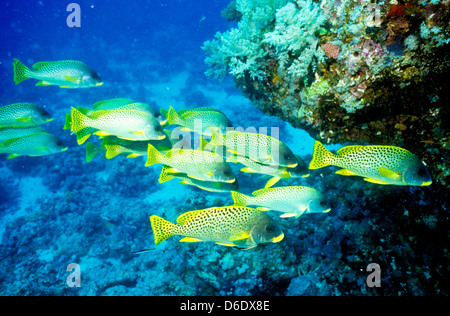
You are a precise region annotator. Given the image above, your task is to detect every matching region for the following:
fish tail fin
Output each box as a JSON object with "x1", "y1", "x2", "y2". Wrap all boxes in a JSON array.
[
  {"x1": 166, "y1": 106, "x2": 182, "y2": 125},
  {"x1": 85, "y1": 142, "x2": 103, "y2": 162},
  {"x1": 231, "y1": 191, "x2": 251, "y2": 206},
  {"x1": 309, "y1": 140, "x2": 335, "y2": 169},
  {"x1": 70, "y1": 107, "x2": 94, "y2": 145},
  {"x1": 150, "y1": 215, "x2": 176, "y2": 245},
  {"x1": 145, "y1": 143, "x2": 165, "y2": 167},
  {"x1": 13, "y1": 59, "x2": 32, "y2": 84},
  {"x1": 103, "y1": 144, "x2": 123, "y2": 159}
]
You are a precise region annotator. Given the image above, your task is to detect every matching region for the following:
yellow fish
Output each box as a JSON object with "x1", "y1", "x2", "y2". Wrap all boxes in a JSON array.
[
  {"x1": 162, "y1": 106, "x2": 233, "y2": 135},
  {"x1": 209, "y1": 129, "x2": 298, "y2": 168},
  {"x1": 158, "y1": 165, "x2": 239, "y2": 193},
  {"x1": 146, "y1": 144, "x2": 236, "y2": 183},
  {"x1": 150, "y1": 206, "x2": 284, "y2": 249},
  {"x1": 0, "y1": 103, "x2": 53, "y2": 127},
  {"x1": 13, "y1": 59, "x2": 103, "y2": 88},
  {"x1": 69, "y1": 107, "x2": 166, "y2": 145},
  {"x1": 309, "y1": 141, "x2": 432, "y2": 186},
  {"x1": 92, "y1": 99, "x2": 166, "y2": 125},
  {"x1": 0, "y1": 132, "x2": 67, "y2": 159},
  {"x1": 0, "y1": 126, "x2": 48, "y2": 143},
  {"x1": 231, "y1": 186, "x2": 330, "y2": 218}
]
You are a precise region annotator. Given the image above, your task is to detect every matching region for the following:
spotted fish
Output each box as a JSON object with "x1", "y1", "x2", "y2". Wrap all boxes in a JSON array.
[
  {"x1": 150, "y1": 206, "x2": 284, "y2": 249},
  {"x1": 309, "y1": 141, "x2": 432, "y2": 186},
  {"x1": 231, "y1": 186, "x2": 330, "y2": 218}
]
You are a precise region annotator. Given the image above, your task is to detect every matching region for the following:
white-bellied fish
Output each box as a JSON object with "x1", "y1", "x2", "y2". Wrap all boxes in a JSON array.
[
  {"x1": 0, "y1": 103, "x2": 53, "y2": 127},
  {"x1": 150, "y1": 206, "x2": 284, "y2": 249},
  {"x1": 13, "y1": 59, "x2": 103, "y2": 88},
  {"x1": 92, "y1": 99, "x2": 165, "y2": 125},
  {"x1": 0, "y1": 132, "x2": 67, "y2": 159},
  {"x1": 69, "y1": 107, "x2": 166, "y2": 145},
  {"x1": 162, "y1": 106, "x2": 233, "y2": 135},
  {"x1": 145, "y1": 144, "x2": 236, "y2": 183},
  {"x1": 231, "y1": 186, "x2": 330, "y2": 218},
  {"x1": 309, "y1": 141, "x2": 432, "y2": 186},
  {"x1": 209, "y1": 129, "x2": 298, "y2": 168},
  {"x1": 158, "y1": 165, "x2": 239, "y2": 193}
]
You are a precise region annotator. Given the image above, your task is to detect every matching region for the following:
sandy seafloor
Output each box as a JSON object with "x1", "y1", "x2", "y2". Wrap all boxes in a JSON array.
[{"x1": 1, "y1": 1, "x2": 448, "y2": 297}]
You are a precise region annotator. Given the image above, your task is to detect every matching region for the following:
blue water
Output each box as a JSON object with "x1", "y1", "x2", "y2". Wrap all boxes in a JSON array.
[{"x1": 0, "y1": 1, "x2": 448, "y2": 298}]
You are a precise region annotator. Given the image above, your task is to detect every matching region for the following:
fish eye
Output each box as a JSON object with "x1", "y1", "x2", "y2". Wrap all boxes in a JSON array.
[
  {"x1": 265, "y1": 224, "x2": 275, "y2": 233},
  {"x1": 319, "y1": 200, "x2": 327, "y2": 206},
  {"x1": 154, "y1": 125, "x2": 162, "y2": 132},
  {"x1": 224, "y1": 170, "x2": 231, "y2": 177},
  {"x1": 283, "y1": 153, "x2": 292, "y2": 161}
]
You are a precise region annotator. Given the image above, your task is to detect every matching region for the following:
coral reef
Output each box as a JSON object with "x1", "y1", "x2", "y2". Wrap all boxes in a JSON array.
[{"x1": 203, "y1": 0, "x2": 450, "y2": 186}]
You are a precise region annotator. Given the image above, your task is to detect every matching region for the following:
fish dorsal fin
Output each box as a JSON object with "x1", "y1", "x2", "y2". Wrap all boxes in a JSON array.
[
  {"x1": 32, "y1": 61, "x2": 53, "y2": 71},
  {"x1": 378, "y1": 166, "x2": 402, "y2": 180},
  {"x1": 336, "y1": 145, "x2": 363, "y2": 156},
  {"x1": 93, "y1": 98, "x2": 133, "y2": 109},
  {"x1": 176, "y1": 210, "x2": 202, "y2": 225},
  {"x1": 229, "y1": 232, "x2": 250, "y2": 241}
]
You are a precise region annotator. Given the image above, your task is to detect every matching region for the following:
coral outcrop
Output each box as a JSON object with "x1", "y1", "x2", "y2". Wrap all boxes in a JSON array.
[{"x1": 203, "y1": 0, "x2": 450, "y2": 186}]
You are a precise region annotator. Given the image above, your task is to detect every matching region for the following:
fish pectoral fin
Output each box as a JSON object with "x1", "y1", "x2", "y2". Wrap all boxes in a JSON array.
[
  {"x1": 215, "y1": 242, "x2": 237, "y2": 247},
  {"x1": 364, "y1": 178, "x2": 391, "y2": 185},
  {"x1": 34, "y1": 147, "x2": 48, "y2": 152},
  {"x1": 378, "y1": 166, "x2": 402, "y2": 180},
  {"x1": 179, "y1": 237, "x2": 203, "y2": 243},
  {"x1": 64, "y1": 76, "x2": 81, "y2": 84},
  {"x1": 129, "y1": 130, "x2": 144, "y2": 136},
  {"x1": 265, "y1": 176, "x2": 281, "y2": 188},
  {"x1": 335, "y1": 168, "x2": 357, "y2": 176},
  {"x1": 279, "y1": 212, "x2": 299, "y2": 218},
  {"x1": 229, "y1": 232, "x2": 250, "y2": 241},
  {"x1": 15, "y1": 116, "x2": 32, "y2": 123}
]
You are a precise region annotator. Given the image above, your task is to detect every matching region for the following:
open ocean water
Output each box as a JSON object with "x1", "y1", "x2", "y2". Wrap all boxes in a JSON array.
[{"x1": 0, "y1": 0, "x2": 449, "y2": 301}]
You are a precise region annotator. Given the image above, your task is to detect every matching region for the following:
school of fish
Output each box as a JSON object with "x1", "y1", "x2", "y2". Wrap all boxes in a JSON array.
[{"x1": 2, "y1": 58, "x2": 433, "y2": 250}]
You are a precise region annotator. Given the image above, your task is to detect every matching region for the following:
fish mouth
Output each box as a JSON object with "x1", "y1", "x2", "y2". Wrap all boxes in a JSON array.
[
  {"x1": 323, "y1": 208, "x2": 331, "y2": 213},
  {"x1": 96, "y1": 82, "x2": 104, "y2": 86},
  {"x1": 159, "y1": 119, "x2": 167, "y2": 125},
  {"x1": 225, "y1": 178, "x2": 236, "y2": 183},
  {"x1": 271, "y1": 233, "x2": 284, "y2": 243},
  {"x1": 157, "y1": 135, "x2": 167, "y2": 140},
  {"x1": 287, "y1": 163, "x2": 298, "y2": 168},
  {"x1": 420, "y1": 180, "x2": 432, "y2": 186},
  {"x1": 62, "y1": 147, "x2": 68, "y2": 152}
]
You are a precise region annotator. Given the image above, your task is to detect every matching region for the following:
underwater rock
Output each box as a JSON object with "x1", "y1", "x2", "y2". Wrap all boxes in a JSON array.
[{"x1": 203, "y1": 0, "x2": 450, "y2": 186}]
